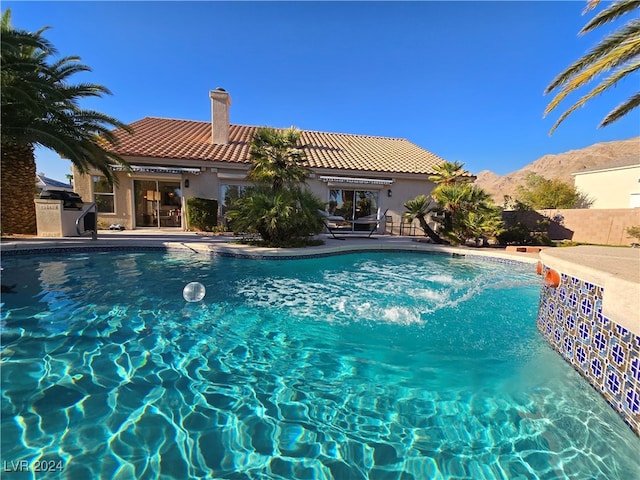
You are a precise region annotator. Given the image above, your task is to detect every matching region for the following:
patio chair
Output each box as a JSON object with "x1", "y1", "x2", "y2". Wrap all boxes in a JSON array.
[
  {"x1": 318, "y1": 209, "x2": 350, "y2": 238},
  {"x1": 321, "y1": 209, "x2": 388, "y2": 240}
]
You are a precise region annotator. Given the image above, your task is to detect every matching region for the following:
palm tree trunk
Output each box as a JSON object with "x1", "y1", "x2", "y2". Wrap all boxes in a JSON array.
[
  {"x1": 417, "y1": 216, "x2": 448, "y2": 244},
  {"x1": 1, "y1": 142, "x2": 37, "y2": 235}
]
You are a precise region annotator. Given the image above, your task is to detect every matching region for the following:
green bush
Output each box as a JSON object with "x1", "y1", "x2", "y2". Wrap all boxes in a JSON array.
[
  {"x1": 186, "y1": 197, "x2": 218, "y2": 231},
  {"x1": 226, "y1": 186, "x2": 324, "y2": 247},
  {"x1": 496, "y1": 222, "x2": 530, "y2": 245},
  {"x1": 497, "y1": 222, "x2": 552, "y2": 246},
  {"x1": 626, "y1": 225, "x2": 640, "y2": 243}
]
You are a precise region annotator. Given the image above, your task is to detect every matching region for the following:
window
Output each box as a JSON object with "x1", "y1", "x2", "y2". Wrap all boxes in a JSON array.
[{"x1": 93, "y1": 176, "x2": 114, "y2": 213}]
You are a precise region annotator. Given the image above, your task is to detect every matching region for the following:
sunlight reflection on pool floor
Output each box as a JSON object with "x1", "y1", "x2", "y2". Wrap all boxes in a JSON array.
[{"x1": 1, "y1": 251, "x2": 638, "y2": 479}]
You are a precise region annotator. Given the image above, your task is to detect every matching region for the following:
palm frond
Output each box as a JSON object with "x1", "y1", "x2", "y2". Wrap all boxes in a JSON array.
[
  {"x1": 549, "y1": 59, "x2": 640, "y2": 133},
  {"x1": 581, "y1": 0, "x2": 640, "y2": 34},
  {"x1": 584, "y1": 0, "x2": 601, "y2": 14},
  {"x1": 1, "y1": 12, "x2": 56, "y2": 57},
  {"x1": 600, "y1": 91, "x2": 640, "y2": 126},
  {"x1": 544, "y1": 33, "x2": 640, "y2": 116},
  {"x1": 545, "y1": 18, "x2": 640, "y2": 95}
]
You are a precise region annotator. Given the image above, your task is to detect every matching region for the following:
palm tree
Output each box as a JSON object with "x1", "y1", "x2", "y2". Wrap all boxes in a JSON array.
[
  {"x1": 247, "y1": 126, "x2": 310, "y2": 191},
  {"x1": 544, "y1": 0, "x2": 640, "y2": 133},
  {"x1": 403, "y1": 195, "x2": 447, "y2": 244},
  {"x1": 1, "y1": 9, "x2": 131, "y2": 234},
  {"x1": 428, "y1": 160, "x2": 473, "y2": 185},
  {"x1": 228, "y1": 126, "x2": 323, "y2": 245},
  {"x1": 460, "y1": 209, "x2": 504, "y2": 247},
  {"x1": 432, "y1": 183, "x2": 499, "y2": 245}
]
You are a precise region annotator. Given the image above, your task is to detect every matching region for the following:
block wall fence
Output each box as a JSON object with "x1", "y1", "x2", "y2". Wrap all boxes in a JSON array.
[{"x1": 504, "y1": 208, "x2": 640, "y2": 246}]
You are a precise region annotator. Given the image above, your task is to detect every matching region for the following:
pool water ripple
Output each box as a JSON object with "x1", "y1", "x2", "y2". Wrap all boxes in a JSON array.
[{"x1": 1, "y1": 251, "x2": 639, "y2": 479}]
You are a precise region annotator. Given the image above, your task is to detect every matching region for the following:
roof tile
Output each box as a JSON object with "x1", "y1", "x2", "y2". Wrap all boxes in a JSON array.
[{"x1": 110, "y1": 117, "x2": 450, "y2": 175}]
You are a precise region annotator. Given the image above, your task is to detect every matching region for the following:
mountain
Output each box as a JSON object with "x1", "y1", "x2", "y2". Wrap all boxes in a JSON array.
[{"x1": 473, "y1": 137, "x2": 640, "y2": 203}]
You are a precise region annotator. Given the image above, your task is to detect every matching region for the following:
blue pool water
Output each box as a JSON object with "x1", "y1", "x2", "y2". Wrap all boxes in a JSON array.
[{"x1": 1, "y1": 251, "x2": 638, "y2": 479}]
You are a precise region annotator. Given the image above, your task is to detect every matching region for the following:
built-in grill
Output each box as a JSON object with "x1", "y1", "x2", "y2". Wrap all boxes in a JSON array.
[{"x1": 39, "y1": 190, "x2": 84, "y2": 210}]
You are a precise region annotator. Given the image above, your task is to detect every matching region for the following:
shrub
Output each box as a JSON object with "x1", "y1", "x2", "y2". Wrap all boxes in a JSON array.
[
  {"x1": 497, "y1": 222, "x2": 552, "y2": 246},
  {"x1": 515, "y1": 173, "x2": 589, "y2": 209},
  {"x1": 626, "y1": 225, "x2": 640, "y2": 244},
  {"x1": 497, "y1": 222, "x2": 531, "y2": 245},
  {"x1": 186, "y1": 197, "x2": 218, "y2": 231},
  {"x1": 97, "y1": 219, "x2": 110, "y2": 230},
  {"x1": 226, "y1": 186, "x2": 324, "y2": 247}
]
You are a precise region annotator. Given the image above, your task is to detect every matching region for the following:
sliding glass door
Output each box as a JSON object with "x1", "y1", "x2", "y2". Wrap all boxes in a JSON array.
[
  {"x1": 134, "y1": 180, "x2": 182, "y2": 228},
  {"x1": 328, "y1": 189, "x2": 379, "y2": 231}
]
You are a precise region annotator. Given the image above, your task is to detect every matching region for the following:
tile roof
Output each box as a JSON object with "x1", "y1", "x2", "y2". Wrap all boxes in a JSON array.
[
  {"x1": 109, "y1": 117, "x2": 451, "y2": 175},
  {"x1": 574, "y1": 155, "x2": 640, "y2": 174}
]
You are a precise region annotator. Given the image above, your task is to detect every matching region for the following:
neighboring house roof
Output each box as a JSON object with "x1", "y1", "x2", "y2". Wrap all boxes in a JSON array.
[
  {"x1": 573, "y1": 156, "x2": 640, "y2": 175},
  {"x1": 36, "y1": 174, "x2": 72, "y2": 191},
  {"x1": 109, "y1": 117, "x2": 453, "y2": 176}
]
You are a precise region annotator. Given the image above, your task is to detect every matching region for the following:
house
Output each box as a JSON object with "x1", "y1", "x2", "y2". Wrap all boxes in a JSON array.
[
  {"x1": 573, "y1": 158, "x2": 640, "y2": 209},
  {"x1": 73, "y1": 89, "x2": 463, "y2": 231},
  {"x1": 36, "y1": 173, "x2": 73, "y2": 193}
]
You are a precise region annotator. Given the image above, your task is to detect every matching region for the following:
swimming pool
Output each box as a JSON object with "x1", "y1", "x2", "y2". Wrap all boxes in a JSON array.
[{"x1": 1, "y1": 250, "x2": 638, "y2": 479}]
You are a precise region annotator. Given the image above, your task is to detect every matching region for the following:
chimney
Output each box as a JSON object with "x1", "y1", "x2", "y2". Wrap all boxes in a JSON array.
[{"x1": 209, "y1": 88, "x2": 231, "y2": 144}]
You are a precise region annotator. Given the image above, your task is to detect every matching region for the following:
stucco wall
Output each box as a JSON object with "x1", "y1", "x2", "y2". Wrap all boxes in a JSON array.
[
  {"x1": 72, "y1": 166, "x2": 436, "y2": 233},
  {"x1": 73, "y1": 169, "x2": 185, "y2": 230},
  {"x1": 34, "y1": 199, "x2": 84, "y2": 237},
  {"x1": 573, "y1": 165, "x2": 640, "y2": 209},
  {"x1": 307, "y1": 175, "x2": 436, "y2": 235}
]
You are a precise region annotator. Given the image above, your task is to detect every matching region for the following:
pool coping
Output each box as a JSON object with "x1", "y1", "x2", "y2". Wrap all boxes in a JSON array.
[
  {"x1": 540, "y1": 246, "x2": 640, "y2": 335},
  {"x1": 0, "y1": 233, "x2": 541, "y2": 265}
]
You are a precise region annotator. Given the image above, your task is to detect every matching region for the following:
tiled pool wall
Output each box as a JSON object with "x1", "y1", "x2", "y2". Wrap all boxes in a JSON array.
[{"x1": 537, "y1": 268, "x2": 640, "y2": 436}]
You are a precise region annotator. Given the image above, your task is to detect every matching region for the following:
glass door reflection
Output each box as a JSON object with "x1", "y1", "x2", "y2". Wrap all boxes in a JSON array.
[{"x1": 134, "y1": 180, "x2": 182, "y2": 228}]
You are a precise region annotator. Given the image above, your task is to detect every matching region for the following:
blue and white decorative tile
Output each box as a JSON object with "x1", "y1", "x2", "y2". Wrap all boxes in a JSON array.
[
  {"x1": 547, "y1": 301, "x2": 556, "y2": 319},
  {"x1": 564, "y1": 312, "x2": 577, "y2": 334},
  {"x1": 557, "y1": 286, "x2": 567, "y2": 303},
  {"x1": 580, "y1": 280, "x2": 598, "y2": 296},
  {"x1": 593, "y1": 331, "x2": 609, "y2": 355},
  {"x1": 563, "y1": 335, "x2": 575, "y2": 360},
  {"x1": 608, "y1": 337, "x2": 628, "y2": 370},
  {"x1": 577, "y1": 321, "x2": 591, "y2": 344},
  {"x1": 553, "y1": 327, "x2": 564, "y2": 349},
  {"x1": 556, "y1": 306, "x2": 566, "y2": 324},
  {"x1": 579, "y1": 295, "x2": 594, "y2": 320},
  {"x1": 596, "y1": 311, "x2": 611, "y2": 331},
  {"x1": 622, "y1": 385, "x2": 640, "y2": 416},
  {"x1": 613, "y1": 324, "x2": 632, "y2": 343},
  {"x1": 605, "y1": 367, "x2": 623, "y2": 406},
  {"x1": 537, "y1": 270, "x2": 638, "y2": 435},
  {"x1": 566, "y1": 291, "x2": 579, "y2": 310},
  {"x1": 630, "y1": 357, "x2": 640, "y2": 383},
  {"x1": 575, "y1": 344, "x2": 589, "y2": 374},
  {"x1": 590, "y1": 357, "x2": 605, "y2": 382}
]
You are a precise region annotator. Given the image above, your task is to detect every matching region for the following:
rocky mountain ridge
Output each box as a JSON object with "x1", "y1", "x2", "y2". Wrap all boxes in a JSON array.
[{"x1": 473, "y1": 137, "x2": 640, "y2": 203}]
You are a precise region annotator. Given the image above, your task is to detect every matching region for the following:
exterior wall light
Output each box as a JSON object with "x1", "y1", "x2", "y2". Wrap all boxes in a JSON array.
[
  {"x1": 387, "y1": 189, "x2": 392, "y2": 197},
  {"x1": 184, "y1": 179, "x2": 190, "y2": 188}
]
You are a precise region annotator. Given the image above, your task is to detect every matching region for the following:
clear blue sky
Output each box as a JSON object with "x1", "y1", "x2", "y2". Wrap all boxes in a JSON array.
[{"x1": 5, "y1": 1, "x2": 639, "y2": 181}]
